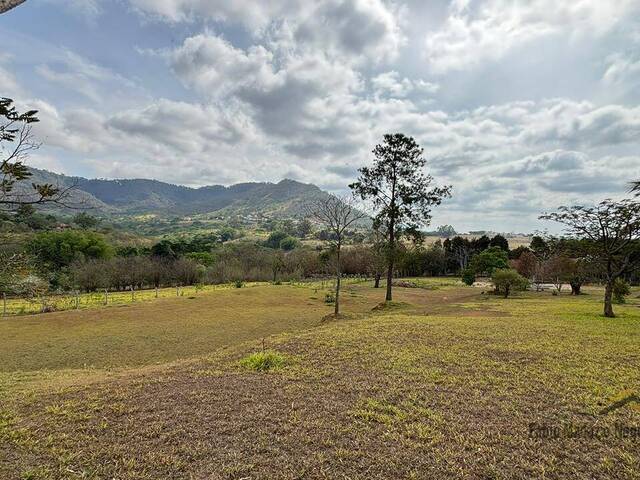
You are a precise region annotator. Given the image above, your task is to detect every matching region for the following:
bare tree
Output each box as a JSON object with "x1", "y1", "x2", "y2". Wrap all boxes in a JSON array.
[
  {"x1": 541, "y1": 199, "x2": 640, "y2": 317},
  {"x1": 1, "y1": 98, "x2": 75, "y2": 212},
  {"x1": 306, "y1": 195, "x2": 366, "y2": 316},
  {"x1": 0, "y1": 0, "x2": 26, "y2": 14}
]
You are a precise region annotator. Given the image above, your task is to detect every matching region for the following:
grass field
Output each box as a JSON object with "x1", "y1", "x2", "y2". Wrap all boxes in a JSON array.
[{"x1": 1, "y1": 280, "x2": 639, "y2": 479}]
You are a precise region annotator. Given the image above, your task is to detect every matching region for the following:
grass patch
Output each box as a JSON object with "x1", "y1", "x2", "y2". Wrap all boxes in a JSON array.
[{"x1": 239, "y1": 350, "x2": 286, "y2": 372}]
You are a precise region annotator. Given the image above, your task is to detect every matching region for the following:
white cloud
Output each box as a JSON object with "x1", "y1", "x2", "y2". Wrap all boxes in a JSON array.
[
  {"x1": 372, "y1": 71, "x2": 439, "y2": 98},
  {"x1": 425, "y1": 0, "x2": 640, "y2": 73}
]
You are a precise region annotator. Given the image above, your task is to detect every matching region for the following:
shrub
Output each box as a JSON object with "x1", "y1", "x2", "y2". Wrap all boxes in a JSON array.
[
  {"x1": 234, "y1": 279, "x2": 244, "y2": 288},
  {"x1": 461, "y1": 268, "x2": 476, "y2": 286},
  {"x1": 324, "y1": 292, "x2": 336, "y2": 304},
  {"x1": 240, "y1": 350, "x2": 285, "y2": 372},
  {"x1": 492, "y1": 268, "x2": 529, "y2": 298},
  {"x1": 613, "y1": 278, "x2": 631, "y2": 304}
]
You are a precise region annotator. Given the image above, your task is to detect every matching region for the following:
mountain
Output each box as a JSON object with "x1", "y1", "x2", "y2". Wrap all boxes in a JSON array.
[{"x1": 25, "y1": 169, "x2": 335, "y2": 219}]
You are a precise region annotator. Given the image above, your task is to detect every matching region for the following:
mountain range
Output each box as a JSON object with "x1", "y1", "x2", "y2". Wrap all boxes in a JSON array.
[{"x1": 26, "y1": 169, "x2": 334, "y2": 219}]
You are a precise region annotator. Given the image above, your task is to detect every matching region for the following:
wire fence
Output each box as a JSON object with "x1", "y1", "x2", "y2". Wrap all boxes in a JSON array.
[{"x1": 0, "y1": 275, "x2": 374, "y2": 317}]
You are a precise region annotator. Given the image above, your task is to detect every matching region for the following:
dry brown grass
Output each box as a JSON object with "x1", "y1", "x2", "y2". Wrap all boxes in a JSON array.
[{"x1": 2, "y1": 282, "x2": 639, "y2": 479}]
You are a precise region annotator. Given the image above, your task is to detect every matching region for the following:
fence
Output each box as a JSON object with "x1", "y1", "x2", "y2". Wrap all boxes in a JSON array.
[{"x1": 0, "y1": 275, "x2": 373, "y2": 317}]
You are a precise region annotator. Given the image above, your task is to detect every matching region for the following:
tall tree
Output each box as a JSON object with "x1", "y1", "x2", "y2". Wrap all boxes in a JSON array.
[
  {"x1": 306, "y1": 195, "x2": 365, "y2": 316},
  {"x1": 540, "y1": 199, "x2": 640, "y2": 317},
  {"x1": 1, "y1": 98, "x2": 73, "y2": 211},
  {"x1": 632, "y1": 181, "x2": 639, "y2": 196},
  {"x1": 350, "y1": 133, "x2": 451, "y2": 301}
]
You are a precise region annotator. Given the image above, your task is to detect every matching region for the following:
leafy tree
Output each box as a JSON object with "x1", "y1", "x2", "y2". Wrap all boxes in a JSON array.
[
  {"x1": 73, "y1": 212, "x2": 99, "y2": 229},
  {"x1": 296, "y1": 218, "x2": 313, "y2": 238},
  {"x1": 469, "y1": 246, "x2": 509, "y2": 276},
  {"x1": 492, "y1": 269, "x2": 529, "y2": 298},
  {"x1": 0, "y1": 1, "x2": 27, "y2": 14},
  {"x1": 151, "y1": 240, "x2": 177, "y2": 259},
  {"x1": 279, "y1": 236, "x2": 298, "y2": 251},
  {"x1": 508, "y1": 245, "x2": 530, "y2": 260},
  {"x1": 306, "y1": 195, "x2": 365, "y2": 315},
  {"x1": 541, "y1": 199, "x2": 640, "y2": 317},
  {"x1": 529, "y1": 236, "x2": 549, "y2": 259},
  {"x1": 265, "y1": 231, "x2": 288, "y2": 249},
  {"x1": 28, "y1": 230, "x2": 113, "y2": 270},
  {"x1": 489, "y1": 234, "x2": 509, "y2": 251},
  {"x1": 437, "y1": 224, "x2": 456, "y2": 238},
  {"x1": 473, "y1": 235, "x2": 491, "y2": 252},
  {"x1": 350, "y1": 133, "x2": 451, "y2": 301}
]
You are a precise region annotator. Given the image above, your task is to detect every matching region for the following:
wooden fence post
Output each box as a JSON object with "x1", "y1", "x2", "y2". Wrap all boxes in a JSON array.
[
  {"x1": 131, "y1": 285, "x2": 135, "y2": 302},
  {"x1": 104, "y1": 289, "x2": 108, "y2": 305},
  {"x1": 75, "y1": 291, "x2": 79, "y2": 309},
  {"x1": 155, "y1": 286, "x2": 159, "y2": 298},
  {"x1": 2, "y1": 293, "x2": 6, "y2": 317}
]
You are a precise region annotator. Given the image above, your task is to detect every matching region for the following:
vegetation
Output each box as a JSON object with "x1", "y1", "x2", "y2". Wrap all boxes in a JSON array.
[
  {"x1": 541, "y1": 199, "x2": 640, "y2": 317},
  {"x1": 240, "y1": 350, "x2": 286, "y2": 372},
  {"x1": 306, "y1": 195, "x2": 365, "y2": 316},
  {"x1": 350, "y1": 133, "x2": 451, "y2": 301},
  {"x1": 491, "y1": 268, "x2": 529, "y2": 298},
  {"x1": 1, "y1": 281, "x2": 639, "y2": 478}
]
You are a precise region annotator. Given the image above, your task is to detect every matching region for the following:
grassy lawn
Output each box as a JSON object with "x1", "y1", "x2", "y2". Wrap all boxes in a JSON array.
[{"x1": 1, "y1": 281, "x2": 639, "y2": 479}]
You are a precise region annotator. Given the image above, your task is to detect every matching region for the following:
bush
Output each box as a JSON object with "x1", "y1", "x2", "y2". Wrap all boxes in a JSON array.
[
  {"x1": 234, "y1": 279, "x2": 244, "y2": 288},
  {"x1": 461, "y1": 268, "x2": 476, "y2": 286},
  {"x1": 613, "y1": 278, "x2": 631, "y2": 304},
  {"x1": 492, "y1": 269, "x2": 529, "y2": 298},
  {"x1": 324, "y1": 292, "x2": 336, "y2": 304},
  {"x1": 240, "y1": 350, "x2": 286, "y2": 372}
]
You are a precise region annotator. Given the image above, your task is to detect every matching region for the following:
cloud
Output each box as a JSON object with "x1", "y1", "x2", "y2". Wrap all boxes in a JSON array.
[
  {"x1": 34, "y1": 49, "x2": 148, "y2": 107},
  {"x1": 371, "y1": 71, "x2": 439, "y2": 98},
  {"x1": 424, "y1": 0, "x2": 640, "y2": 73},
  {"x1": 130, "y1": 0, "x2": 405, "y2": 61}
]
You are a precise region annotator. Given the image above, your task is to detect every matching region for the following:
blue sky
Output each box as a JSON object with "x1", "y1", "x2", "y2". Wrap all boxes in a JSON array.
[{"x1": 1, "y1": 0, "x2": 639, "y2": 232}]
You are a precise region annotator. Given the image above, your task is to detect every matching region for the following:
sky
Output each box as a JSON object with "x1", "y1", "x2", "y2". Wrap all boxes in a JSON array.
[{"x1": 1, "y1": 0, "x2": 639, "y2": 233}]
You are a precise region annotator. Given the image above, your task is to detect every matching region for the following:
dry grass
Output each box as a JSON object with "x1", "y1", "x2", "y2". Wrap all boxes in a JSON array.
[{"x1": 1, "y1": 282, "x2": 639, "y2": 479}]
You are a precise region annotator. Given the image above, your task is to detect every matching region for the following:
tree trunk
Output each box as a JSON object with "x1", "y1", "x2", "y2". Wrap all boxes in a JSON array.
[
  {"x1": 0, "y1": 0, "x2": 27, "y2": 14},
  {"x1": 334, "y1": 245, "x2": 341, "y2": 316},
  {"x1": 385, "y1": 262, "x2": 393, "y2": 301},
  {"x1": 604, "y1": 280, "x2": 615, "y2": 318},
  {"x1": 504, "y1": 285, "x2": 510, "y2": 298},
  {"x1": 374, "y1": 273, "x2": 381, "y2": 288},
  {"x1": 386, "y1": 221, "x2": 395, "y2": 302},
  {"x1": 570, "y1": 282, "x2": 581, "y2": 295}
]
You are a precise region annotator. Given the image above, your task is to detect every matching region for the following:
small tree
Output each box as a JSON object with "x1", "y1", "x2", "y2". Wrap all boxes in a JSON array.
[
  {"x1": 492, "y1": 269, "x2": 529, "y2": 298},
  {"x1": 541, "y1": 199, "x2": 640, "y2": 317},
  {"x1": 350, "y1": 133, "x2": 451, "y2": 301},
  {"x1": 306, "y1": 195, "x2": 365, "y2": 316}
]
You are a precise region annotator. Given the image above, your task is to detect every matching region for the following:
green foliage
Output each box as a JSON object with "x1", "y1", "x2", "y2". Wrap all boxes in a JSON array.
[
  {"x1": 461, "y1": 268, "x2": 476, "y2": 286},
  {"x1": 491, "y1": 268, "x2": 529, "y2": 298},
  {"x1": 265, "y1": 231, "x2": 289, "y2": 249},
  {"x1": 613, "y1": 278, "x2": 631, "y2": 304},
  {"x1": 489, "y1": 234, "x2": 509, "y2": 251},
  {"x1": 72, "y1": 212, "x2": 99, "y2": 229},
  {"x1": 28, "y1": 230, "x2": 113, "y2": 269},
  {"x1": 234, "y1": 279, "x2": 244, "y2": 288},
  {"x1": 469, "y1": 247, "x2": 509, "y2": 276},
  {"x1": 240, "y1": 350, "x2": 286, "y2": 372},
  {"x1": 279, "y1": 236, "x2": 298, "y2": 251},
  {"x1": 324, "y1": 291, "x2": 336, "y2": 304}
]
